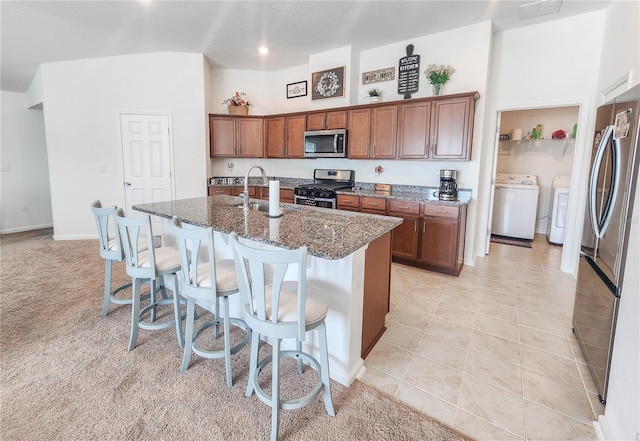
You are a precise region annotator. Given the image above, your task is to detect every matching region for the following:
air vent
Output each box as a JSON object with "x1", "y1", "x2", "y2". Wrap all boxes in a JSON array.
[{"x1": 520, "y1": 0, "x2": 563, "y2": 20}]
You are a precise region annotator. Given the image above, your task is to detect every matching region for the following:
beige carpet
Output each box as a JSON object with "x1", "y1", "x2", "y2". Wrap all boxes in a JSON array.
[{"x1": 1, "y1": 228, "x2": 473, "y2": 441}]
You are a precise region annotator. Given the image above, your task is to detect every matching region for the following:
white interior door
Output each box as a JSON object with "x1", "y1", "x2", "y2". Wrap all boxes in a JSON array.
[{"x1": 120, "y1": 113, "x2": 173, "y2": 233}]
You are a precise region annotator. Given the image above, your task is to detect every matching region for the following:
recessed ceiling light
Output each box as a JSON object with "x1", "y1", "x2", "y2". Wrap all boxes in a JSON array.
[
  {"x1": 520, "y1": 0, "x2": 562, "y2": 20},
  {"x1": 258, "y1": 47, "x2": 269, "y2": 55}
]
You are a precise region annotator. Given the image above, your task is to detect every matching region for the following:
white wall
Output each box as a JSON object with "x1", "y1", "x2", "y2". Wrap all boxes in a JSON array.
[
  {"x1": 0, "y1": 90, "x2": 52, "y2": 233},
  {"x1": 594, "y1": 1, "x2": 640, "y2": 440},
  {"x1": 40, "y1": 52, "x2": 208, "y2": 239},
  {"x1": 479, "y1": 10, "x2": 606, "y2": 273}
]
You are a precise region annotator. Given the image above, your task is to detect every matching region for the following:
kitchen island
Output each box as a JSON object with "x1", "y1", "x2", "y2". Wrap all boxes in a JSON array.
[{"x1": 133, "y1": 195, "x2": 402, "y2": 386}]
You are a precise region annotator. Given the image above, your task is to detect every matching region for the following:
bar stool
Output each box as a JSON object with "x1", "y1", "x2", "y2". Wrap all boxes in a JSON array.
[
  {"x1": 229, "y1": 233, "x2": 335, "y2": 441},
  {"x1": 171, "y1": 216, "x2": 250, "y2": 386},
  {"x1": 114, "y1": 209, "x2": 184, "y2": 351},
  {"x1": 90, "y1": 200, "x2": 137, "y2": 317}
]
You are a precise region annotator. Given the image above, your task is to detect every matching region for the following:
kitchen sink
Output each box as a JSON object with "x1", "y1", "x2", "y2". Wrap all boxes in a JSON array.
[{"x1": 233, "y1": 203, "x2": 298, "y2": 214}]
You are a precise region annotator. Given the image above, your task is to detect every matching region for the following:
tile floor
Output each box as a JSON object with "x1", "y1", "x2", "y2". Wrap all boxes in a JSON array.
[{"x1": 361, "y1": 234, "x2": 604, "y2": 440}]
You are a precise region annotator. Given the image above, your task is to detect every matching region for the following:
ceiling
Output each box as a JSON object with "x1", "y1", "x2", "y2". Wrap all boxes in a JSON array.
[{"x1": 1, "y1": 0, "x2": 611, "y2": 93}]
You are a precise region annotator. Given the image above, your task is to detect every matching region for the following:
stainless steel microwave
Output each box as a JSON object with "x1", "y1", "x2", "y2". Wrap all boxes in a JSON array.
[{"x1": 304, "y1": 129, "x2": 347, "y2": 158}]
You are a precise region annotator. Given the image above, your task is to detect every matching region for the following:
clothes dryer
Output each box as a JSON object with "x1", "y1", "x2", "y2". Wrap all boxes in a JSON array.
[
  {"x1": 547, "y1": 176, "x2": 571, "y2": 245},
  {"x1": 491, "y1": 174, "x2": 539, "y2": 240}
]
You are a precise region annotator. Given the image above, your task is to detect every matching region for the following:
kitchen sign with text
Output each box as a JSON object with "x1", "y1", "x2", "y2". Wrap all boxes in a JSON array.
[
  {"x1": 362, "y1": 67, "x2": 395, "y2": 85},
  {"x1": 397, "y1": 44, "x2": 420, "y2": 99}
]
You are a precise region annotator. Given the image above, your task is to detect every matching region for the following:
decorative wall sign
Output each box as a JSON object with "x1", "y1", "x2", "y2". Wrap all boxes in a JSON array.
[
  {"x1": 286, "y1": 81, "x2": 307, "y2": 99},
  {"x1": 362, "y1": 67, "x2": 395, "y2": 85},
  {"x1": 311, "y1": 66, "x2": 345, "y2": 100},
  {"x1": 397, "y1": 44, "x2": 420, "y2": 99}
]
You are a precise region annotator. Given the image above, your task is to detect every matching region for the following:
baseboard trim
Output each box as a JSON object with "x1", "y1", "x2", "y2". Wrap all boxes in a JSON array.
[
  {"x1": 0, "y1": 223, "x2": 53, "y2": 235},
  {"x1": 594, "y1": 415, "x2": 614, "y2": 441}
]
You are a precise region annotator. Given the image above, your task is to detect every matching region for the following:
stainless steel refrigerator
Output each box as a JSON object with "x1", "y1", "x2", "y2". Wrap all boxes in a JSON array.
[{"x1": 573, "y1": 84, "x2": 640, "y2": 405}]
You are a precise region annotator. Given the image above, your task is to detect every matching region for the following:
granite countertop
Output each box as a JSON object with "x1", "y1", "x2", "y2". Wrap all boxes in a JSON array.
[
  {"x1": 133, "y1": 195, "x2": 402, "y2": 260},
  {"x1": 208, "y1": 177, "x2": 472, "y2": 206}
]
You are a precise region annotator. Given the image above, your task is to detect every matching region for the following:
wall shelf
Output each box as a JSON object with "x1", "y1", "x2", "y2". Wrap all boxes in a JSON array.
[{"x1": 498, "y1": 138, "x2": 575, "y2": 156}]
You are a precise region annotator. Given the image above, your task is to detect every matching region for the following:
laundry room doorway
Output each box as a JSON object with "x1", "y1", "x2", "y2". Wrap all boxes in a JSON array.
[{"x1": 487, "y1": 105, "x2": 580, "y2": 267}]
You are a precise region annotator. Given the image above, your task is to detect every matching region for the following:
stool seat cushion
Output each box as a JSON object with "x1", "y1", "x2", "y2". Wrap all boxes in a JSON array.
[
  {"x1": 108, "y1": 236, "x2": 153, "y2": 252},
  {"x1": 195, "y1": 259, "x2": 239, "y2": 295},
  {"x1": 263, "y1": 281, "x2": 328, "y2": 327},
  {"x1": 137, "y1": 247, "x2": 180, "y2": 272}
]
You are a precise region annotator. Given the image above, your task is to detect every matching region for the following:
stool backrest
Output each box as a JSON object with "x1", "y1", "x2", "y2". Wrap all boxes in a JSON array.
[
  {"x1": 229, "y1": 232, "x2": 306, "y2": 341},
  {"x1": 171, "y1": 216, "x2": 219, "y2": 300},
  {"x1": 114, "y1": 208, "x2": 156, "y2": 279},
  {"x1": 90, "y1": 200, "x2": 122, "y2": 261}
]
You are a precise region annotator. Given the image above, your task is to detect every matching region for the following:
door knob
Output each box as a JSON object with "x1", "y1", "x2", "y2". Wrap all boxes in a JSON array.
[{"x1": 124, "y1": 181, "x2": 132, "y2": 186}]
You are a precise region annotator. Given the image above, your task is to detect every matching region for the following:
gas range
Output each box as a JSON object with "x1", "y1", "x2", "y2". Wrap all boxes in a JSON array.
[{"x1": 294, "y1": 169, "x2": 355, "y2": 209}]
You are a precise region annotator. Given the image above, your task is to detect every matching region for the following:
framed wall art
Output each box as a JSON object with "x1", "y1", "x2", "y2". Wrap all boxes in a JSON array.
[
  {"x1": 311, "y1": 66, "x2": 345, "y2": 101},
  {"x1": 286, "y1": 81, "x2": 307, "y2": 99}
]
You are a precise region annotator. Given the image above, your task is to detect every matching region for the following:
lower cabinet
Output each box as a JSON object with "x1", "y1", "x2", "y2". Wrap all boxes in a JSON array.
[
  {"x1": 208, "y1": 186, "x2": 257, "y2": 197},
  {"x1": 388, "y1": 200, "x2": 420, "y2": 260},
  {"x1": 390, "y1": 202, "x2": 466, "y2": 276},
  {"x1": 337, "y1": 194, "x2": 467, "y2": 276},
  {"x1": 417, "y1": 204, "x2": 467, "y2": 275}
]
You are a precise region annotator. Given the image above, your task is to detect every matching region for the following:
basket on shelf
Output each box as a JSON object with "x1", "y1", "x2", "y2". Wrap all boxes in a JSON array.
[{"x1": 228, "y1": 105, "x2": 249, "y2": 115}]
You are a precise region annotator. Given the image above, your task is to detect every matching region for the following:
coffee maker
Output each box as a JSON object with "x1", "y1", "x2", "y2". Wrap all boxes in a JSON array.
[{"x1": 439, "y1": 170, "x2": 458, "y2": 201}]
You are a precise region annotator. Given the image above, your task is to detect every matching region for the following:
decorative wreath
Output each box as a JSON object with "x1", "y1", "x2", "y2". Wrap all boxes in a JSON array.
[{"x1": 315, "y1": 71, "x2": 340, "y2": 97}]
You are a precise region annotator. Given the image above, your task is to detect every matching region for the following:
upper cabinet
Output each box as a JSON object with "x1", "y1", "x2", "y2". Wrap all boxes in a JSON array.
[
  {"x1": 210, "y1": 115, "x2": 264, "y2": 158},
  {"x1": 265, "y1": 114, "x2": 306, "y2": 158},
  {"x1": 306, "y1": 110, "x2": 348, "y2": 131},
  {"x1": 397, "y1": 101, "x2": 431, "y2": 159},
  {"x1": 210, "y1": 92, "x2": 478, "y2": 161},
  {"x1": 397, "y1": 93, "x2": 477, "y2": 160},
  {"x1": 430, "y1": 95, "x2": 475, "y2": 160},
  {"x1": 347, "y1": 106, "x2": 397, "y2": 159}
]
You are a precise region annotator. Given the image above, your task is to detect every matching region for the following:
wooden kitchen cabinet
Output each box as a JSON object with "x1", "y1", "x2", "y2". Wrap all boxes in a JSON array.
[
  {"x1": 337, "y1": 194, "x2": 360, "y2": 211},
  {"x1": 418, "y1": 204, "x2": 467, "y2": 275},
  {"x1": 370, "y1": 105, "x2": 398, "y2": 159},
  {"x1": 360, "y1": 196, "x2": 387, "y2": 214},
  {"x1": 347, "y1": 109, "x2": 371, "y2": 159},
  {"x1": 279, "y1": 188, "x2": 294, "y2": 203},
  {"x1": 265, "y1": 116, "x2": 286, "y2": 158},
  {"x1": 306, "y1": 110, "x2": 347, "y2": 130},
  {"x1": 208, "y1": 186, "x2": 258, "y2": 197},
  {"x1": 388, "y1": 200, "x2": 420, "y2": 260},
  {"x1": 397, "y1": 101, "x2": 432, "y2": 159},
  {"x1": 285, "y1": 115, "x2": 306, "y2": 158},
  {"x1": 347, "y1": 105, "x2": 397, "y2": 159},
  {"x1": 361, "y1": 231, "x2": 392, "y2": 358},
  {"x1": 209, "y1": 115, "x2": 264, "y2": 158},
  {"x1": 265, "y1": 115, "x2": 305, "y2": 158},
  {"x1": 430, "y1": 95, "x2": 475, "y2": 160}
]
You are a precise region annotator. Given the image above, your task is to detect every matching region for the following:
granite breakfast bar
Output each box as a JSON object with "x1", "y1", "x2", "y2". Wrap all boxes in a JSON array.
[{"x1": 133, "y1": 195, "x2": 402, "y2": 387}]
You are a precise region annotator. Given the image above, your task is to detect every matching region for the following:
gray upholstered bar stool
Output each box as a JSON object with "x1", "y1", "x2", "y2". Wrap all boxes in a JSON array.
[
  {"x1": 229, "y1": 233, "x2": 335, "y2": 441},
  {"x1": 114, "y1": 208, "x2": 184, "y2": 351},
  {"x1": 90, "y1": 200, "x2": 137, "y2": 317},
  {"x1": 171, "y1": 216, "x2": 250, "y2": 387}
]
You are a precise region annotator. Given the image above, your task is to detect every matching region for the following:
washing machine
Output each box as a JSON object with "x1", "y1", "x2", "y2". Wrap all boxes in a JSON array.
[
  {"x1": 547, "y1": 176, "x2": 571, "y2": 245},
  {"x1": 491, "y1": 174, "x2": 539, "y2": 240}
]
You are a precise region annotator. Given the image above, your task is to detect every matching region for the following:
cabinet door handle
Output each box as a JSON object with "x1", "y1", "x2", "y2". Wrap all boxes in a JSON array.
[
  {"x1": 367, "y1": 202, "x2": 380, "y2": 206},
  {"x1": 423, "y1": 222, "x2": 426, "y2": 233},
  {"x1": 414, "y1": 220, "x2": 417, "y2": 232},
  {"x1": 398, "y1": 205, "x2": 410, "y2": 209}
]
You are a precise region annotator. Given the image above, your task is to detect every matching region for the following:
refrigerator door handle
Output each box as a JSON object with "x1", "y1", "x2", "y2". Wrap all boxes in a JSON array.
[{"x1": 589, "y1": 125, "x2": 621, "y2": 238}]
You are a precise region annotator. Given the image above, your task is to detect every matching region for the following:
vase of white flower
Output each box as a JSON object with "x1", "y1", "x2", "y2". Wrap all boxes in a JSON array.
[{"x1": 423, "y1": 64, "x2": 454, "y2": 96}]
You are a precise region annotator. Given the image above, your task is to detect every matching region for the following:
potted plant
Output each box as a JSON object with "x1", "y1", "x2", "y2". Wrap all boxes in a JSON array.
[
  {"x1": 222, "y1": 91, "x2": 252, "y2": 115},
  {"x1": 423, "y1": 64, "x2": 454, "y2": 96},
  {"x1": 367, "y1": 88, "x2": 383, "y2": 103}
]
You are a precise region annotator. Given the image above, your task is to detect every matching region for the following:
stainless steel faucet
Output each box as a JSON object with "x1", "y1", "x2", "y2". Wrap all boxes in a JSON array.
[{"x1": 242, "y1": 164, "x2": 268, "y2": 212}]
